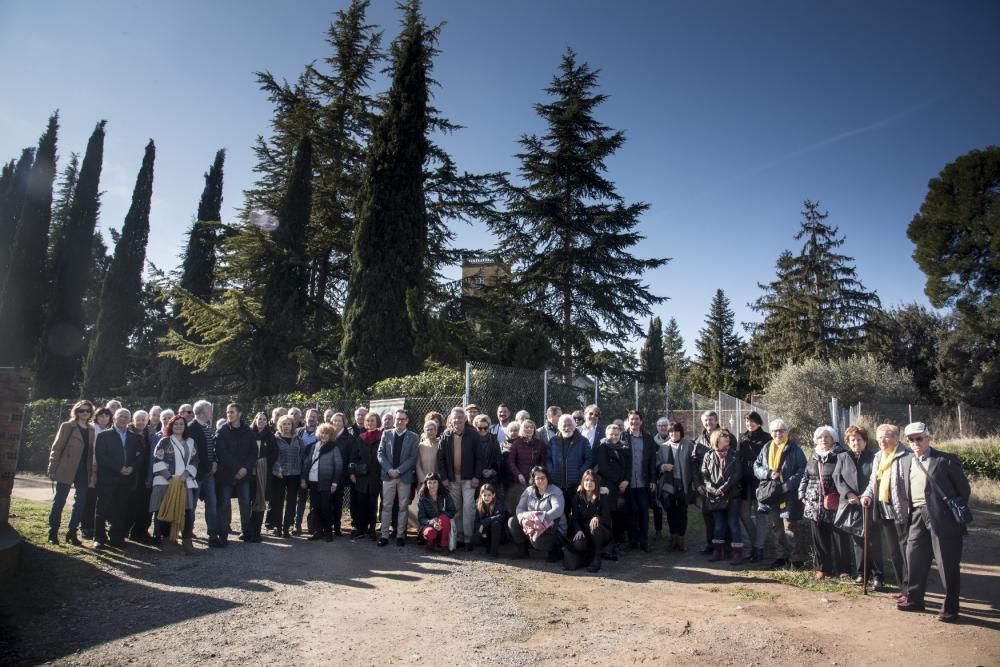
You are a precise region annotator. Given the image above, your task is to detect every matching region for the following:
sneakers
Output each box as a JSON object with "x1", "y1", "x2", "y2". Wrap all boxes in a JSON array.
[{"x1": 936, "y1": 611, "x2": 959, "y2": 623}]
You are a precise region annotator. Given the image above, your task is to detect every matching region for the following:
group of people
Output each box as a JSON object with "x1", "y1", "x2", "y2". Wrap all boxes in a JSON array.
[{"x1": 44, "y1": 399, "x2": 971, "y2": 618}]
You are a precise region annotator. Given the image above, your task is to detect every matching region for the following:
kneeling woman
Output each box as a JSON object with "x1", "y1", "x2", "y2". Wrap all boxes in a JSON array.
[
  {"x1": 417, "y1": 472, "x2": 457, "y2": 552},
  {"x1": 150, "y1": 415, "x2": 199, "y2": 554},
  {"x1": 699, "y1": 429, "x2": 744, "y2": 563},
  {"x1": 300, "y1": 423, "x2": 343, "y2": 542},
  {"x1": 472, "y1": 483, "x2": 506, "y2": 557},
  {"x1": 564, "y1": 469, "x2": 612, "y2": 572},
  {"x1": 508, "y1": 466, "x2": 565, "y2": 562}
]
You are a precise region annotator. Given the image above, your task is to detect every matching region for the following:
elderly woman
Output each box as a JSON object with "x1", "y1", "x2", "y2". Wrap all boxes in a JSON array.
[
  {"x1": 656, "y1": 422, "x2": 695, "y2": 552},
  {"x1": 514, "y1": 410, "x2": 531, "y2": 423},
  {"x1": 508, "y1": 466, "x2": 565, "y2": 562},
  {"x1": 799, "y1": 426, "x2": 850, "y2": 579},
  {"x1": 753, "y1": 418, "x2": 808, "y2": 569},
  {"x1": 564, "y1": 469, "x2": 613, "y2": 572},
  {"x1": 249, "y1": 413, "x2": 278, "y2": 542},
  {"x1": 270, "y1": 407, "x2": 286, "y2": 429},
  {"x1": 861, "y1": 424, "x2": 910, "y2": 596},
  {"x1": 328, "y1": 413, "x2": 355, "y2": 537},
  {"x1": 506, "y1": 419, "x2": 547, "y2": 515},
  {"x1": 833, "y1": 425, "x2": 883, "y2": 589},
  {"x1": 269, "y1": 415, "x2": 302, "y2": 537},
  {"x1": 417, "y1": 472, "x2": 457, "y2": 552},
  {"x1": 699, "y1": 429, "x2": 744, "y2": 563},
  {"x1": 46, "y1": 400, "x2": 97, "y2": 545},
  {"x1": 300, "y1": 423, "x2": 344, "y2": 542},
  {"x1": 351, "y1": 411, "x2": 383, "y2": 539},
  {"x1": 473, "y1": 414, "x2": 503, "y2": 506},
  {"x1": 150, "y1": 415, "x2": 199, "y2": 554},
  {"x1": 593, "y1": 423, "x2": 631, "y2": 556}
]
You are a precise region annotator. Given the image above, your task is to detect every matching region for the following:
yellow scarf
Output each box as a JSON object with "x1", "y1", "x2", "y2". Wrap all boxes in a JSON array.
[
  {"x1": 876, "y1": 446, "x2": 895, "y2": 503},
  {"x1": 767, "y1": 440, "x2": 787, "y2": 482}
]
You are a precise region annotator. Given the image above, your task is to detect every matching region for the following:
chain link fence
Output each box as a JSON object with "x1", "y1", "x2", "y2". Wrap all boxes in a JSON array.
[{"x1": 835, "y1": 401, "x2": 1000, "y2": 440}]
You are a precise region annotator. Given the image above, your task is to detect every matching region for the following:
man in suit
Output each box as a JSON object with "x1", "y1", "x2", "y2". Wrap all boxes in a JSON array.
[
  {"x1": 94, "y1": 408, "x2": 144, "y2": 549},
  {"x1": 894, "y1": 422, "x2": 971, "y2": 622},
  {"x1": 376, "y1": 409, "x2": 418, "y2": 546}
]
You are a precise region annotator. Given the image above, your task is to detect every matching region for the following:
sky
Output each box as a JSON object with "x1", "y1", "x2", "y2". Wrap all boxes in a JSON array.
[{"x1": 1, "y1": 0, "x2": 998, "y2": 359}]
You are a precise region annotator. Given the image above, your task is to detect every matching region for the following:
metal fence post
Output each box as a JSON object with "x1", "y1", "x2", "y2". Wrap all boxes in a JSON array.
[
  {"x1": 690, "y1": 391, "x2": 696, "y2": 436},
  {"x1": 958, "y1": 404, "x2": 963, "y2": 438},
  {"x1": 593, "y1": 376, "x2": 599, "y2": 407},
  {"x1": 543, "y1": 369, "x2": 548, "y2": 414},
  {"x1": 664, "y1": 383, "x2": 669, "y2": 417},
  {"x1": 634, "y1": 380, "x2": 639, "y2": 411},
  {"x1": 908, "y1": 403, "x2": 912, "y2": 423},
  {"x1": 464, "y1": 362, "x2": 471, "y2": 407},
  {"x1": 830, "y1": 397, "x2": 839, "y2": 433}
]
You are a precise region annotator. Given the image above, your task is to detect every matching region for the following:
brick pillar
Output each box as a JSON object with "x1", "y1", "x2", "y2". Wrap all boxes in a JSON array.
[{"x1": 0, "y1": 368, "x2": 32, "y2": 525}]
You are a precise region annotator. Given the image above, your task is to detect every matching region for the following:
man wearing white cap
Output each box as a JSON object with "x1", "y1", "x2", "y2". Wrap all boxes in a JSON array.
[{"x1": 894, "y1": 422, "x2": 970, "y2": 623}]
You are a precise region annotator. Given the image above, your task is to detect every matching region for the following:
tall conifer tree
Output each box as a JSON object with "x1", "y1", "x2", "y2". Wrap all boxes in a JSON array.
[
  {"x1": 690, "y1": 289, "x2": 745, "y2": 396},
  {"x1": 36, "y1": 121, "x2": 106, "y2": 397},
  {"x1": 340, "y1": 0, "x2": 432, "y2": 390},
  {"x1": 0, "y1": 149, "x2": 36, "y2": 298},
  {"x1": 639, "y1": 317, "x2": 666, "y2": 385},
  {"x1": 0, "y1": 113, "x2": 59, "y2": 366},
  {"x1": 46, "y1": 153, "x2": 79, "y2": 266},
  {"x1": 82, "y1": 140, "x2": 155, "y2": 396},
  {"x1": 489, "y1": 49, "x2": 667, "y2": 379}
]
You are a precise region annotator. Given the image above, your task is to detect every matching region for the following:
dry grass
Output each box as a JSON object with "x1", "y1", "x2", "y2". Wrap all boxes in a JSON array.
[{"x1": 969, "y1": 477, "x2": 1000, "y2": 507}]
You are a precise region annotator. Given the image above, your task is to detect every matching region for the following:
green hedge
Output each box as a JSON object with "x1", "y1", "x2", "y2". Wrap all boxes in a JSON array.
[{"x1": 938, "y1": 441, "x2": 1000, "y2": 481}]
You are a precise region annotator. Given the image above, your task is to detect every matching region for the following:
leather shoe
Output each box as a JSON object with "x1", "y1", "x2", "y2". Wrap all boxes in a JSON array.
[
  {"x1": 66, "y1": 532, "x2": 83, "y2": 547},
  {"x1": 896, "y1": 598, "x2": 925, "y2": 612},
  {"x1": 377, "y1": 537, "x2": 389, "y2": 547},
  {"x1": 396, "y1": 537, "x2": 406, "y2": 547},
  {"x1": 936, "y1": 611, "x2": 959, "y2": 623}
]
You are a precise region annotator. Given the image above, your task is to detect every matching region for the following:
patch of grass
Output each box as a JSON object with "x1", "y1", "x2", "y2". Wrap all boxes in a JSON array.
[
  {"x1": 937, "y1": 439, "x2": 1000, "y2": 481},
  {"x1": 700, "y1": 585, "x2": 721, "y2": 593},
  {"x1": 731, "y1": 585, "x2": 778, "y2": 602},
  {"x1": 968, "y1": 476, "x2": 1000, "y2": 508},
  {"x1": 762, "y1": 568, "x2": 861, "y2": 595}
]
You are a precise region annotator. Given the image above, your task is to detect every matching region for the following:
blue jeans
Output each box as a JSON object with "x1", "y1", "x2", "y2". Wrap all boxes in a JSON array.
[
  {"x1": 627, "y1": 486, "x2": 651, "y2": 547},
  {"x1": 49, "y1": 466, "x2": 89, "y2": 533},
  {"x1": 217, "y1": 475, "x2": 252, "y2": 539},
  {"x1": 196, "y1": 474, "x2": 217, "y2": 537},
  {"x1": 712, "y1": 497, "x2": 743, "y2": 546}
]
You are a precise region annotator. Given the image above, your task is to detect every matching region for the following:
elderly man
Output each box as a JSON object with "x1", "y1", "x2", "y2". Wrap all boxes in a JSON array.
[
  {"x1": 93, "y1": 409, "x2": 144, "y2": 549},
  {"x1": 539, "y1": 406, "x2": 563, "y2": 445},
  {"x1": 892, "y1": 423, "x2": 970, "y2": 622},
  {"x1": 694, "y1": 410, "x2": 723, "y2": 553},
  {"x1": 436, "y1": 407, "x2": 481, "y2": 545},
  {"x1": 186, "y1": 401, "x2": 220, "y2": 545},
  {"x1": 753, "y1": 418, "x2": 807, "y2": 569},
  {"x1": 377, "y1": 410, "x2": 418, "y2": 547},
  {"x1": 546, "y1": 413, "x2": 590, "y2": 494}
]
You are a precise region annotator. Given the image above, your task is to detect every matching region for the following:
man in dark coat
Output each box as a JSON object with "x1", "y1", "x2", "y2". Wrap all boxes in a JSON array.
[
  {"x1": 214, "y1": 403, "x2": 258, "y2": 545},
  {"x1": 185, "y1": 401, "x2": 219, "y2": 546},
  {"x1": 894, "y1": 422, "x2": 971, "y2": 623},
  {"x1": 93, "y1": 409, "x2": 145, "y2": 549},
  {"x1": 436, "y1": 407, "x2": 481, "y2": 545}
]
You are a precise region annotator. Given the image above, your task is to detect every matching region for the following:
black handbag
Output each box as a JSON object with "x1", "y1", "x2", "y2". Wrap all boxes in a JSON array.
[
  {"x1": 351, "y1": 462, "x2": 369, "y2": 476},
  {"x1": 756, "y1": 479, "x2": 780, "y2": 504},
  {"x1": 913, "y1": 456, "x2": 973, "y2": 526}
]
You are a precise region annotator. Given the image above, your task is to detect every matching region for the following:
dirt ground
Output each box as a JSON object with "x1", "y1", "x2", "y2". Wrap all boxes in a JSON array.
[{"x1": 3, "y1": 475, "x2": 999, "y2": 666}]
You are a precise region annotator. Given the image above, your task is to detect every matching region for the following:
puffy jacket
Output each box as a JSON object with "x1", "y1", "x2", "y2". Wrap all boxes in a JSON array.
[
  {"x1": 507, "y1": 436, "x2": 547, "y2": 481},
  {"x1": 800, "y1": 444, "x2": 846, "y2": 523},
  {"x1": 753, "y1": 439, "x2": 807, "y2": 520},
  {"x1": 273, "y1": 434, "x2": 304, "y2": 477},
  {"x1": 547, "y1": 431, "x2": 591, "y2": 491},
  {"x1": 515, "y1": 483, "x2": 566, "y2": 535},
  {"x1": 700, "y1": 448, "x2": 743, "y2": 499},
  {"x1": 738, "y1": 428, "x2": 772, "y2": 499},
  {"x1": 417, "y1": 492, "x2": 457, "y2": 526},
  {"x1": 301, "y1": 440, "x2": 344, "y2": 489}
]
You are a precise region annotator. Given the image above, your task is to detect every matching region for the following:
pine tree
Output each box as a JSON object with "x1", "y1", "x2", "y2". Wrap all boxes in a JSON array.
[
  {"x1": 0, "y1": 148, "x2": 35, "y2": 297},
  {"x1": 36, "y1": 121, "x2": 106, "y2": 397},
  {"x1": 747, "y1": 200, "x2": 880, "y2": 385},
  {"x1": 0, "y1": 113, "x2": 59, "y2": 366},
  {"x1": 159, "y1": 149, "x2": 225, "y2": 400},
  {"x1": 488, "y1": 49, "x2": 667, "y2": 379},
  {"x1": 250, "y1": 134, "x2": 313, "y2": 395},
  {"x1": 690, "y1": 289, "x2": 745, "y2": 397},
  {"x1": 46, "y1": 153, "x2": 79, "y2": 267},
  {"x1": 639, "y1": 317, "x2": 666, "y2": 385},
  {"x1": 661, "y1": 316, "x2": 691, "y2": 408},
  {"x1": 340, "y1": 0, "x2": 432, "y2": 390},
  {"x1": 81, "y1": 140, "x2": 155, "y2": 396}
]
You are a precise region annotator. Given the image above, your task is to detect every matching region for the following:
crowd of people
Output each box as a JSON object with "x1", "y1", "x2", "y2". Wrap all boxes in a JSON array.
[{"x1": 44, "y1": 399, "x2": 971, "y2": 620}]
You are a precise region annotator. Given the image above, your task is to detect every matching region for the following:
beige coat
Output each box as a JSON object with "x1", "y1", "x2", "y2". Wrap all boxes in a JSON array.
[{"x1": 47, "y1": 420, "x2": 97, "y2": 486}]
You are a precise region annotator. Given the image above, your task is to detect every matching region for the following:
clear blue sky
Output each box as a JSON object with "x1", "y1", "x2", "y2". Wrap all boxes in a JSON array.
[{"x1": 2, "y1": 1, "x2": 998, "y2": 358}]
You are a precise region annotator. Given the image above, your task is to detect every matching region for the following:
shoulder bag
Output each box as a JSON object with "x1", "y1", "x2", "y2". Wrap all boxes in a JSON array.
[{"x1": 913, "y1": 456, "x2": 973, "y2": 526}]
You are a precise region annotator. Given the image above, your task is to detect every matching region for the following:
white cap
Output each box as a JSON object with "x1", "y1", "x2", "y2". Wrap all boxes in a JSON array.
[{"x1": 904, "y1": 422, "x2": 928, "y2": 437}]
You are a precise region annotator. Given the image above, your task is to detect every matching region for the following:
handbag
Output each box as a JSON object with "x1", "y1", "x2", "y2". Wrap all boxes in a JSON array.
[
  {"x1": 756, "y1": 479, "x2": 780, "y2": 504},
  {"x1": 819, "y1": 473, "x2": 839, "y2": 511},
  {"x1": 913, "y1": 455, "x2": 973, "y2": 526},
  {"x1": 351, "y1": 462, "x2": 368, "y2": 476}
]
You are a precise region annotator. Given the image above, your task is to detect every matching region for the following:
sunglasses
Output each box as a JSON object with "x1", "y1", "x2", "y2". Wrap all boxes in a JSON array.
[{"x1": 77, "y1": 409, "x2": 92, "y2": 414}]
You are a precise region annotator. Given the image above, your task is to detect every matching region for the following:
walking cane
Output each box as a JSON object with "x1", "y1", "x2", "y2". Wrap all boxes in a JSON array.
[{"x1": 862, "y1": 504, "x2": 869, "y2": 596}]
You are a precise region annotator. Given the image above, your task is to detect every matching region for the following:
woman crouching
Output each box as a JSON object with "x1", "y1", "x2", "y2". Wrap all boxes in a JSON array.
[
  {"x1": 564, "y1": 469, "x2": 612, "y2": 572},
  {"x1": 417, "y1": 472, "x2": 456, "y2": 552}
]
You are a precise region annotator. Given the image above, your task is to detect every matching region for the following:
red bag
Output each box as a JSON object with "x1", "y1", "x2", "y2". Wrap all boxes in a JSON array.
[{"x1": 819, "y1": 475, "x2": 839, "y2": 511}]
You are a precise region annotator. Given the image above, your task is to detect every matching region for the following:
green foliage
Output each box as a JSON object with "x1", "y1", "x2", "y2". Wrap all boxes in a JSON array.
[
  {"x1": 764, "y1": 355, "x2": 917, "y2": 436},
  {"x1": 690, "y1": 289, "x2": 745, "y2": 397},
  {"x1": 936, "y1": 441, "x2": 1000, "y2": 481},
  {"x1": 0, "y1": 113, "x2": 59, "y2": 366},
  {"x1": 488, "y1": 48, "x2": 667, "y2": 378},
  {"x1": 340, "y1": 0, "x2": 433, "y2": 390},
  {"x1": 82, "y1": 140, "x2": 155, "y2": 396},
  {"x1": 36, "y1": 121, "x2": 106, "y2": 398},
  {"x1": 0, "y1": 148, "x2": 35, "y2": 296},
  {"x1": 932, "y1": 314, "x2": 1000, "y2": 408},
  {"x1": 367, "y1": 362, "x2": 463, "y2": 398},
  {"x1": 639, "y1": 317, "x2": 665, "y2": 385},
  {"x1": 748, "y1": 201, "x2": 881, "y2": 387},
  {"x1": 17, "y1": 399, "x2": 66, "y2": 472}
]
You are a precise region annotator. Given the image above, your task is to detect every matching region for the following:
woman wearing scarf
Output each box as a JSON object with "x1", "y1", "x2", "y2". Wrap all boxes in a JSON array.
[
  {"x1": 753, "y1": 419, "x2": 808, "y2": 569},
  {"x1": 249, "y1": 413, "x2": 278, "y2": 542},
  {"x1": 860, "y1": 424, "x2": 910, "y2": 597},
  {"x1": 300, "y1": 423, "x2": 344, "y2": 542},
  {"x1": 351, "y1": 411, "x2": 383, "y2": 539},
  {"x1": 833, "y1": 425, "x2": 883, "y2": 590},
  {"x1": 699, "y1": 429, "x2": 744, "y2": 563},
  {"x1": 799, "y1": 426, "x2": 850, "y2": 580},
  {"x1": 269, "y1": 415, "x2": 303, "y2": 537},
  {"x1": 656, "y1": 422, "x2": 694, "y2": 552},
  {"x1": 593, "y1": 423, "x2": 631, "y2": 558},
  {"x1": 150, "y1": 415, "x2": 199, "y2": 554}
]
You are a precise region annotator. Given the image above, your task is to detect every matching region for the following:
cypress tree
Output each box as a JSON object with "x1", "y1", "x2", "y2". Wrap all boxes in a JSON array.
[
  {"x1": 0, "y1": 113, "x2": 59, "y2": 366},
  {"x1": 690, "y1": 289, "x2": 745, "y2": 397},
  {"x1": 340, "y1": 0, "x2": 432, "y2": 390},
  {"x1": 0, "y1": 149, "x2": 35, "y2": 295},
  {"x1": 35, "y1": 122, "x2": 106, "y2": 397},
  {"x1": 488, "y1": 49, "x2": 667, "y2": 379},
  {"x1": 639, "y1": 317, "x2": 666, "y2": 385},
  {"x1": 747, "y1": 200, "x2": 880, "y2": 385},
  {"x1": 250, "y1": 135, "x2": 312, "y2": 395},
  {"x1": 159, "y1": 149, "x2": 225, "y2": 400},
  {"x1": 47, "y1": 154, "x2": 80, "y2": 270},
  {"x1": 81, "y1": 140, "x2": 155, "y2": 396}
]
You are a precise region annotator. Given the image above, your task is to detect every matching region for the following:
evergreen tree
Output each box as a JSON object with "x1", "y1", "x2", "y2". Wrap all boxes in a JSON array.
[
  {"x1": 82, "y1": 140, "x2": 155, "y2": 396},
  {"x1": 36, "y1": 121, "x2": 106, "y2": 397},
  {"x1": 662, "y1": 316, "x2": 689, "y2": 380},
  {"x1": 0, "y1": 148, "x2": 35, "y2": 297},
  {"x1": 865, "y1": 303, "x2": 944, "y2": 404},
  {"x1": 690, "y1": 289, "x2": 745, "y2": 396},
  {"x1": 46, "y1": 153, "x2": 79, "y2": 267},
  {"x1": 250, "y1": 135, "x2": 313, "y2": 395},
  {"x1": 747, "y1": 200, "x2": 880, "y2": 385},
  {"x1": 488, "y1": 49, "x2": 667, "y2": 379},
  {"x1": 159, "y1": 149, "x2": 225, "y2": 400},
  {"x1": 340, "y1": 0, "x2": 432, "y2": 390},
  {"x1": 0, "y1": 113, "x2": 59, "y2": 366},
  {"x1": 639, "y1": 317, "x2": 666, "y2": 385}
]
